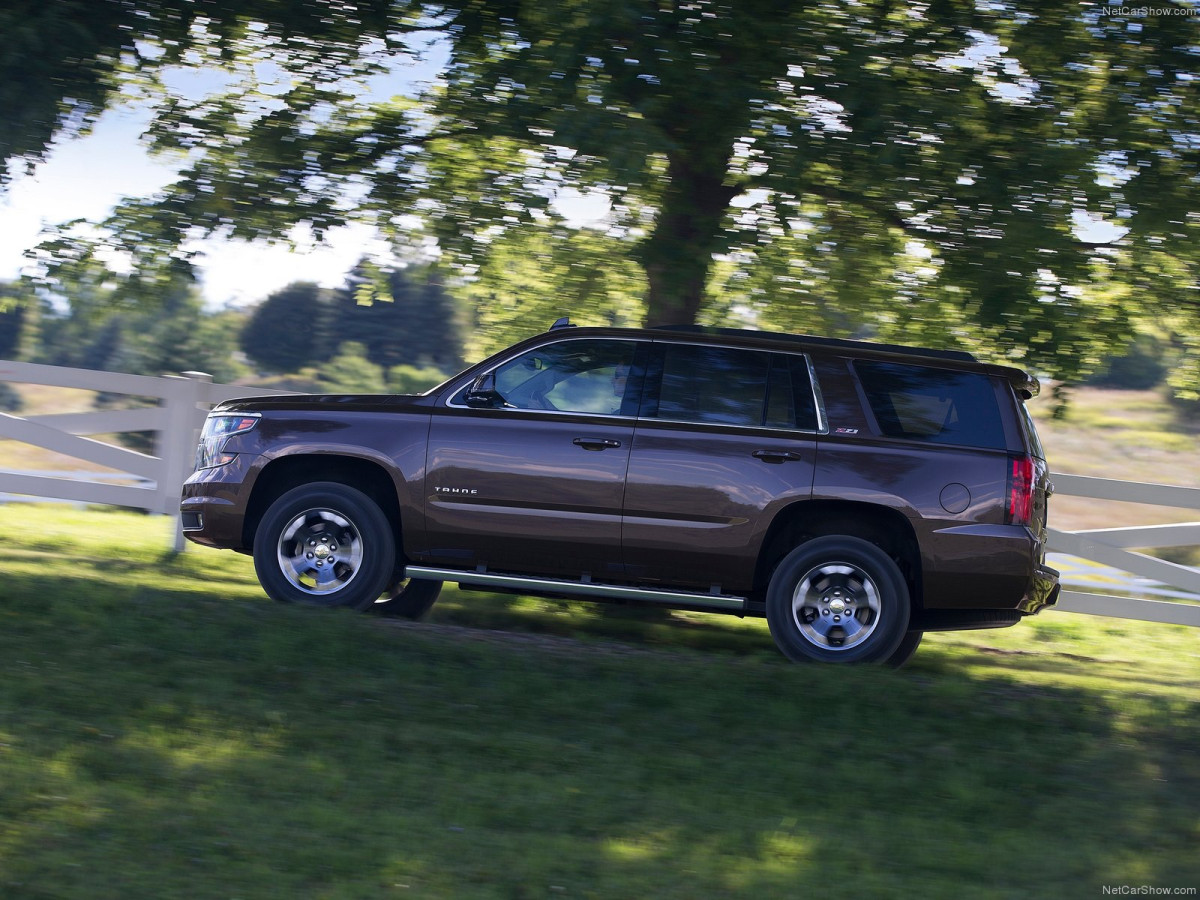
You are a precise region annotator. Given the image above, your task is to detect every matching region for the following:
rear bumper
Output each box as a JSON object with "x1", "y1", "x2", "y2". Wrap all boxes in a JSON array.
[
  {"x1": 921, "y1": 523, "x2": 1059, "y2": 613},
  {"x1": 1022, "y1": 562, "x2": 1061, "y2": 615},
  {"x1": 911, "y1": 556, "x2": 1059, "y2": 633}
]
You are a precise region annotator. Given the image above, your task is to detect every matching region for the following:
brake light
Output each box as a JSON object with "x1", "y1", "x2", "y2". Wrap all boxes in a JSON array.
[{"x1": 1007, "y1": 454, "x2": 1034, "y2": 526}]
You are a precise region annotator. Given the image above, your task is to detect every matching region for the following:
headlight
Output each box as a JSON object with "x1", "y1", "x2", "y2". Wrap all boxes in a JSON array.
[{"x1": 195, "y1": 413, "x2": 260, "y2": 470}]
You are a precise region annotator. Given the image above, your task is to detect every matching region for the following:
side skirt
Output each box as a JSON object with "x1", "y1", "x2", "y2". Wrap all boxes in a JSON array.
[{"x1": 405, "y1": 566, "x2": 747, "y2": 613}]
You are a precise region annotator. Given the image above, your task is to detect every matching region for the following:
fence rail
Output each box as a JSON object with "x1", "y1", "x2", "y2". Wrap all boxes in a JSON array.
[
  {"x1": 0, "y1": 360, "x2": 286, "y2": 550},
  {"x1": 1046, "y1": 473, "x2": 1200, "y2": 627},
  {"x1": 2, "y1": 359, "x2": 1198, "y2": 625}
]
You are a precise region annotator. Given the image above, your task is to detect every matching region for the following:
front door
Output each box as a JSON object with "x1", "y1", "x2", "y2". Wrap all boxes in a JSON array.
[{"x1": 424, "y1": 337, "x2": 641, "y2": 580}]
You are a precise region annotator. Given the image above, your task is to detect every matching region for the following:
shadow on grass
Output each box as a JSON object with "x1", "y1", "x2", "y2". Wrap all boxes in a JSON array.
[{"x1": 2, "y1": 555, "x2": 1199, "y2": 898}]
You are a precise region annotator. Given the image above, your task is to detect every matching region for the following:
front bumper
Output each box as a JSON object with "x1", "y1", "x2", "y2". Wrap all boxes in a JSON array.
[{"x1": 179, "y1": 454, "x2": 260, "y2": 550}]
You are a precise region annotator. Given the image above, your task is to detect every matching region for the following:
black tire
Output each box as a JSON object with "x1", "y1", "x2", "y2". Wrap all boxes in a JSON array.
[
  {"x1": 371, "y1": 576, "x2": 443, "y2": 619},
  {"x1": 885, "y1": 630, "x2": 923, "y2": 669},
  {"x1": 253, "y1": 482, "x2": 396, "y2": 611},
  {"x1": 766, "y1": 536, "x2": 911, "y2": 664}
]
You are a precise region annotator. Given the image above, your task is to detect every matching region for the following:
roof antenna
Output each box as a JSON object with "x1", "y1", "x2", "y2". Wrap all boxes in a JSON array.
[{"x1": 550, "y1": 317, "x2": 576, "y2": 330}]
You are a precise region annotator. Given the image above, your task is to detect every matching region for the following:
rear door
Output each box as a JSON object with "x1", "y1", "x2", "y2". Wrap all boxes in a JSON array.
[{"x1": 621, "y1": 342, "x2": 821, "y2": 593}]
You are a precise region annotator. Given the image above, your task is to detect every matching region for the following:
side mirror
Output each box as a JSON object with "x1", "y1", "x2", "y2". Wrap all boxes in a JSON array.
[{"x1": 463, "y1": 372, "x2": 510, "y2": 409}]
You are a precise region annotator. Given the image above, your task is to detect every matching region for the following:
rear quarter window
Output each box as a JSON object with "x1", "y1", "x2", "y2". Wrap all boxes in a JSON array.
[
  {"x1": 1018, "y1": 400, "x2": 1047, "y2": 460},
  {"x1": 854, "y1": 361, "x2": 1004, "y2": 450}
]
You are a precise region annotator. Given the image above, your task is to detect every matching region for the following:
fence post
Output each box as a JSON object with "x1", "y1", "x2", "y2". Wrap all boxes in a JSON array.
[{"x1": 159, "y1": 372, "x2": 213, "y2": 552}]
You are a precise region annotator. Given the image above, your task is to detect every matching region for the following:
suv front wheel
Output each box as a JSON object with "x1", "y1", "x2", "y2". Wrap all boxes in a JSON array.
[
  {"x1": 253, "y1": 482, "x2": 397, "y2": 611},
  {"x1": 766, "y1": 536, "x2": 911, "y2": 664}
]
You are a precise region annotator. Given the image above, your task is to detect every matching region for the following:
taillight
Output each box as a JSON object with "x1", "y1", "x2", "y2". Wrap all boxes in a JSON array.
[{"x1": 1007, "y1": 454, "x2": 1034, "y2": 526}]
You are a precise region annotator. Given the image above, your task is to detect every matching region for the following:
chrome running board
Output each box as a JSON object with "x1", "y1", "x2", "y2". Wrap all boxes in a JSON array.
[{"x1": 404, "y1": 566, "x2": 746, "y2": 612}]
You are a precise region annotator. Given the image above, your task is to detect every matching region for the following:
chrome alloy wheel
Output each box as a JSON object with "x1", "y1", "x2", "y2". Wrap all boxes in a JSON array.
[
  {"x1": 792, "y1": 562, "x2": 882, "y2": 651},
  {"x1": 276, "y1": 507, "x2": 365, "y2": 595}
]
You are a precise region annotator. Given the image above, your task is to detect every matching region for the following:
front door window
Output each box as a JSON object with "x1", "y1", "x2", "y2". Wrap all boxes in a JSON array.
[{"x1": 488, "y1": 340, "x2": 639, "y2": 416}]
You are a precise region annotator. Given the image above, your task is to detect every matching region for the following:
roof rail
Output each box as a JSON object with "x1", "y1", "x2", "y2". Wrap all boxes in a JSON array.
[{"x1": 649, "y1": 324, "x2": 978, "y2": 362}]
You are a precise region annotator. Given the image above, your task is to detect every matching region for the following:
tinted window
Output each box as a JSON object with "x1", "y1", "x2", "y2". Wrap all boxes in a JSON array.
[
  {"x1": 787, "y1": 355, "x2": 820, "y2": 431},
  {"x1": 653, "y1": 344, "x2": 768, "y2": 426},
  {"x1": 487, "y1": 339, "x2": 638, "y2": 415},
  {"x1": 1019, "y1": 400, "x2": 1046, "y2": 460},
  {"x1": 856, "y1": 361, "x2": 1004, "y2": 449},
  {"x1": 649, "y1": 345, "x2": 818, "y2": 430}
]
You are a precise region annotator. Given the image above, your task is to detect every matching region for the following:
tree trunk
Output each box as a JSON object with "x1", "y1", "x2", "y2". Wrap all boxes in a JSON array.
[{"x1": 637, "y1": 153, "x2": 738, "y2": 327}]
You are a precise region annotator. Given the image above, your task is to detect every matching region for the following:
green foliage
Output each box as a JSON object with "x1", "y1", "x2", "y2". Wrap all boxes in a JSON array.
[
  {"x1": 302, "y1": 341, "x2": 386, "y2": 393},
  {"x1": 239, "y1": 281, "x2": 334, "y2": 374},
  {"x1": 387, "y1": 363, "x2": 449, "y2": 394},
  {"x1": 3, "y1": 1, "x2": 1198, "y2": 393},
  {"x1": 1087, "y1": 334, "x2": 1169, "y2": 391},
  {"x1": 240, "y1": 266, "x2": 463, "y2": 374},
  {"x1": 1166, "y1": 383, "x2": 1200, "y2": 426},
  {"x1": 23, "y1": 265, "x2": 248, "y2": 450},
  {"x1": 337, "y1": 262, "x2": 464, "y2": 371},
  {"x1": 0, "y1": 0, "x2": 405, "y2": 183},
  {"x1": 0, "y1": 280, "x2": 37, "y2": 360},
  {"x1": 456, "y1": 226, "x2": 646, "y2": 360},
  {"x1": 32, "y1": 266, "x2": 246, "y2": 383}
]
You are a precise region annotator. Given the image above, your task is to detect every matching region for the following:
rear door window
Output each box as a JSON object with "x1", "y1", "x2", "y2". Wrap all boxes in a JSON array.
[
  {"x1": 855, "y1": 361, "x2": 1004, "y2": 450},
  {"x1": 645, "y1": 344, "x2": 819, "y2": 430},
  {"x1": 655, "y1": 344, "x2": 769, "y2": 426}
]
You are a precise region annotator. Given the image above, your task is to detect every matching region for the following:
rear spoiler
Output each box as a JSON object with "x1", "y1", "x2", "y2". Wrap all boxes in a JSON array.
[{"x1": 1003, "y1": 368, "x2": 1040, "y2": 399}]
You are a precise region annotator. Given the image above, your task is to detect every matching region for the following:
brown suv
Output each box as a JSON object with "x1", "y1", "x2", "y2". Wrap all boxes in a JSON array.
[{"x1": 181, "y1": 321, "x2": 1059, "y2": 666}]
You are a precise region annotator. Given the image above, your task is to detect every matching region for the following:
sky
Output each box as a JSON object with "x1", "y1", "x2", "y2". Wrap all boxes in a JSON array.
[
  {"x1": 0, "y1": 71, "x2": 614, "y2": 309},
  {"x1": 0, "y1": 102, "x2": 399, "y2": 308},
  {"x1": 0, "y1": 36, "x2": 457, "y2": 310}
]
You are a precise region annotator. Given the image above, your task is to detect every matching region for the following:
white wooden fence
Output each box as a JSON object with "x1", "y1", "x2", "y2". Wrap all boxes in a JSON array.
[
  {"x1": 1047, "y1": 474, "x2": 1200, "y2": 627},
  {"x1": 1, "y1": 359, "x2": 1198, "y2": 626},
  {"x1": 0, "y1": 360, "x2": 286, "y2": 550}
]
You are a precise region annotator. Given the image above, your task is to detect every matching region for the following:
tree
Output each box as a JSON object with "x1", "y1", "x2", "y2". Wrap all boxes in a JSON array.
[
  {"x1": 240, "y1": 282, "x2": 335, "y2": 374},
  {"x1": 304, "y1": 341, "x2": 387, "y2": 393},
  {"x1": 453, "y1": 225, "x2": 646, "y2": 359},
  {"x1": 4, "y1": 2, "x2": 1198, "y2": 384},
  {"x1": 337, "y1": 262, "x2": 465, "y2": 371},
  {"x1": 239, "y1": 266, "x2": 463, "y2": 374},
  {"x1": 0, "y1": 280, "x2": 36, "y2": 360}
]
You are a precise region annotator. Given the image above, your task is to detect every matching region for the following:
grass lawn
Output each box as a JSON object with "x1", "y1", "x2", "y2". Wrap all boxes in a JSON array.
[{"x1": 0, "y1": 505, "x2": 1197, "y2": 899}]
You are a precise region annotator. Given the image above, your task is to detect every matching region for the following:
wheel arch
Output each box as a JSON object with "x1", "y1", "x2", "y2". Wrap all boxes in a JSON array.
[
  {"x1": 244, "y1": 454, "x2": 404, "y2": 554},
  {"x1": 754, "y1": 500, "x2": 923, "y2": 609}
]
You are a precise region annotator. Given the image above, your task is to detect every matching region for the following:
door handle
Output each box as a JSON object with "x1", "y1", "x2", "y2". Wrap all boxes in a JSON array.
[
  {"x1": 573, "y1": 437, "x2": 622, "y2": 451},
  {"x1": 573, "y1": 437, "x2": 623, "y2": 451},
  {"x1": 753, "y1": 449, "x2": 803, "y2": 463}
]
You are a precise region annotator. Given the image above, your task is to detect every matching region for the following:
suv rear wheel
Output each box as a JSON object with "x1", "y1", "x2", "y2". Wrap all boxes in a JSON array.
[
  {"x1": 766, "y1": 536, "x2": 911, "y2": 664},
  {"x1": 253, "y1": 482, "x2": 396, "y2": 611}
]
